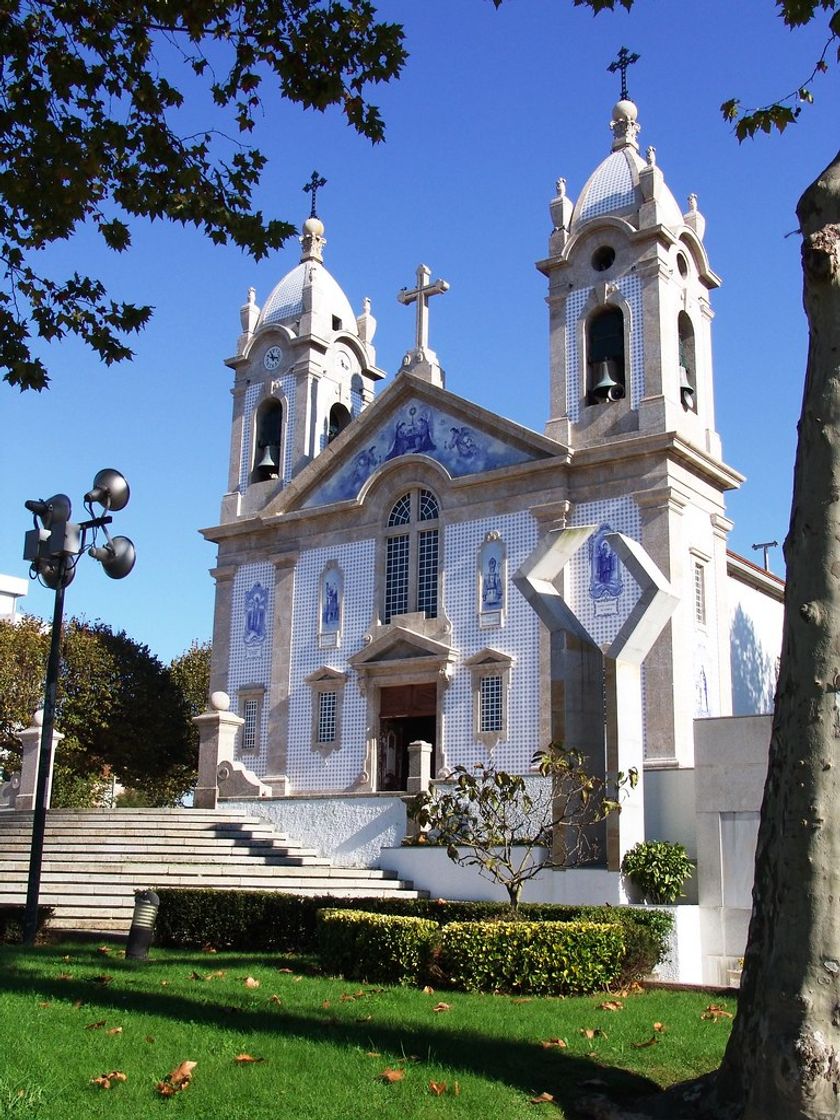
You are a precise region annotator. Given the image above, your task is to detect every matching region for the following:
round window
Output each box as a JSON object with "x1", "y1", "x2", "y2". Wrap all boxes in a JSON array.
[
  {"x1": 591, "y1": 246, "x2": 616, "y2": 272},
  {"x1": 676, "y1": 252, "x2": 689, "y2": 278}
]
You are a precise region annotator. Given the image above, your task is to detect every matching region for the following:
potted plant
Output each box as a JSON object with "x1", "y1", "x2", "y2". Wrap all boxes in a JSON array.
[{"x1": 621, "y1": 840, "x2": 694, "y2": 905}]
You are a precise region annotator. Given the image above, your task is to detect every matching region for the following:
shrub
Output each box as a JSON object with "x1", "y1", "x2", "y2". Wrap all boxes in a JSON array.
[
  {"x1": 437, "y1": 920, "x2": 624, "y2": 995},
  {"x1": 0, "y1": 905, "x2": 53, "y2": 943},
  {"x1": 317, "y1": 909, "x2": 439, "y2": 985},
  {"x1": 621, "y1": 840, "x2": 694, "y2": 904},
  {"x1": 153, "y1": 890, "x2": 671, "y2": 980}
]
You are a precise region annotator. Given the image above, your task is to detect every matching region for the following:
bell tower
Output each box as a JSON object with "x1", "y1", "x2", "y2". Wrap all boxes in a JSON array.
[
  {"x1": 537, "y1": 76, "x2": 743, "y2": 768},
  {"x1": 538, "y1": 95, "x2": 722, "y2": 461},
  {"x1": 220, "y1": 178, "x2": 385, "y2": 524}
]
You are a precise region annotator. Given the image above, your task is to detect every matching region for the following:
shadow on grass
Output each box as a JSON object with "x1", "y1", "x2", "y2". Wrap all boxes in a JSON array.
[{"x1": 0, "y1": 949, "x2": 663, "y2": 1117}]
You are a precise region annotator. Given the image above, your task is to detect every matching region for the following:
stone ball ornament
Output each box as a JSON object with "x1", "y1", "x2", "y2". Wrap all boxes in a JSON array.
[{"x1": 210, "y1": 691, "x2": 231, "y2": 712}]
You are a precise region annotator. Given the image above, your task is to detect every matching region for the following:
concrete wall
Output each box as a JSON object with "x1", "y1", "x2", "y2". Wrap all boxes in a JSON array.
[
  {"x1": 694, "y1": 713, "x2": 771, "y2": 984},
  {"x1": 0, "y1": 574, "x2": 27, "y2": 622},
  {"x1": 644, "y1": 766, "x2": 697, "y2": 857},
  {"x1": 226, "y1": 795, "x2": 406, "y2": 868}
]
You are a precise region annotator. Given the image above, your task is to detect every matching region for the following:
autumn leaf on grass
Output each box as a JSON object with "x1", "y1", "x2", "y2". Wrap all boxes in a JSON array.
[
  {"x1": 432, "y1": 1002, "x2": 451, "y2": 1013},
  {"x1": 653, "y1": 1022, "x2": 665, "y2": 1032},
  {"x1": 37, "y1": 1001, "x2": 51, "y2": 1009},
  {"x1": 189, "y1": 970, "x2": 205, "y2": 981},
  {"x1": 202, "y1": 944, "x2": 217, "y2": 953},
  {"x1": 85, "y1": 1020, "x2": 107, "y2": 1031},
  {"x1": 269, "y1": 995, "x2": 282, "y2": 1005},
  {"x1": 57, "y1": 972, "x2": 73, "y2": 981},
  {"x1": 91, "y1": 975, "x2": 113, "y2": 985},
  {"x1": 429, "y1": 1081, "x2": 447, "y2": 1096},
  {"x1": 356, "y1": 1014, "x2": 373, "y2": 1023},
  {"x1": 322, "y1": 1000, "x2": 331, "y2": 1009},
  {"x1": 340, "y1": 993, "x2": 356, "y2": 1003},
  {"x1": 598, "y1": 1000, "x2": 624, "y2": 1012},
  {"x1": 244, "y1": 976, "x2": 261, "y2": 989},
  {"x1": 422, "y1": 985, "x2": 435, "y2": 995},
  {"x1": 106, "y1": 1027, "x2": 123, "y2": 1036},
  {"x1": 580, "y1": 1028, "x2": 607, "y2": 1040},
  {"x1": 366, "y1": 1051, "x2": 381, "y2": 1058},
  {"x1": 234, "y1": 1054, "x2": 265, "y2": 1064},
  {"x1": 529, "y1": 1091, "x2": 555, "y2": 1104},
  {"x1": 277, "y1": 967, "x2": 294, "y2": 973},
  {"x1": 379, "y1": 1068, "x2": 405, "y2": 1084},
  {"x1": 90, "y1": 1071, "x2": 127, "y2": 1090},
  {"x1": 97, "y1": 946, "x2": 111, "y2": 955},
  {"x1": 453, "y1": 1082, "x2": 461, "y2": 1097},
  {"x1": 540, "y1": 1038, "x2": 567, "y2": 1050},
  {"x1": 511, "y1": 997, "x2": 532, "y2": 1004},
  {"x1": 701, "y1": 1004, "x2": 733, "y2": 1021},
  {"x1": 72, "y1": 999, "x2": 85, "y2": 1009},
  {"x1": 156, "y1": 1061, "x2": 197, "y2": 1097},
  {"x1": 632, "y1": 1035, "x2": 659, "y2": 1049}
]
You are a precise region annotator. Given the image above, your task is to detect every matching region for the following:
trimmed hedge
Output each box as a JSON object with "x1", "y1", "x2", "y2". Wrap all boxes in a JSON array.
[
  {"x1": 0, "y1": 904, "x2": 53, "y2": 943},
  {"x1": 153, "y1": 889, "x2": 671, "y2": 982},
  {"x1": 438, "y1": 919, "x2": 625, "y2": 995},
  {"x1": 317, "y1": 908, "x2": 439, "y2": 985}
]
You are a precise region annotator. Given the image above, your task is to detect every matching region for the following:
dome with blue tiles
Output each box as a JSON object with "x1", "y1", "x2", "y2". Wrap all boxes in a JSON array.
[
  {"x1": 257, "y1": 216, "x2": 358, "y2": 335},
  {"x1": 570, "y1": 99, "x2": 682, "y2": 234}
]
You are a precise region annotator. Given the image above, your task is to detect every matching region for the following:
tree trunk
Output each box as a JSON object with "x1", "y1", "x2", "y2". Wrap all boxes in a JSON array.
[{"x1": 713, "y1": 150, "x2": 840, "y2": 1119}]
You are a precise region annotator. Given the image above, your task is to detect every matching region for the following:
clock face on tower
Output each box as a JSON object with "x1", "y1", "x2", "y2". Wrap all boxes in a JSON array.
[
  {"x1": 263, "y1": 345, "x2": 282, "y2": 371},
  {"x1": 335, "y1": 347, "x2": 353, "y2": 374}
]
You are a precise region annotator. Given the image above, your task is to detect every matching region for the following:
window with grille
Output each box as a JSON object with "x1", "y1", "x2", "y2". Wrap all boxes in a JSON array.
[
  {"x1": 242, "y1": 698, "x2": 259, "y2": 752},
  {"x1": 383, "y1": 489, "x2": 440, "y2": 623},
  {"x1": 694, "y1": 563, "x2": 707, "y2": 627},
  {"x1": 479, "y1": 675, "x2": 503, "y2": 733},
  {"x1": 317, "y1": 691, "x2": 337, "y2": 744}
]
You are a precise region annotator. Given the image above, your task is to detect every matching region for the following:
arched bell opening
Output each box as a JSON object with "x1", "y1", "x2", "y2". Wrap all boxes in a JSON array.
[
  {"x1": 678, "y1": 310, "x2": 697, "y2": 412},
  {"x1": 587, "y1": 305, "x2": 626, "y2": 404},
  {"x1": 251, "y1": 398, "x2": 283, "y2": 483},
  {"x1": 328, "y1": 402, "x2": 352, "y2": 444}
]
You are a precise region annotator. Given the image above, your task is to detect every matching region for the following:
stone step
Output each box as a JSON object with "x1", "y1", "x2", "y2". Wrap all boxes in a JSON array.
[
  {"x1": 0, "y1": 807, "x2": 423, "y2": 932},
  {"x1": 0, "y1": 862, "x2": 398, "y2": 880}
]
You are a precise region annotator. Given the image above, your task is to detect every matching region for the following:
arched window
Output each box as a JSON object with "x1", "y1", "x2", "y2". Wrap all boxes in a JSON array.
[
  {"x1": 251, "y1": 399, "x2": 283, "y2": 482},
  {"x1": 328, "y1": 402, "x2": 352, "y2": 443},
  {"x1": 383, "y1": 489, "x2": 440, "y2": 623},
  {"x1": 678, "y1": 311, "x2": 697, "y2": 411},
  {"x1": 587, "y1": 306, "x2": 625, "y2": 404}
]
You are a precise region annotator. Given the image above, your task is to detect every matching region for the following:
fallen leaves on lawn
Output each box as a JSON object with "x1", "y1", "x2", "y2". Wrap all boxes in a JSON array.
[
  {"x1": 422, "y1": 985, "x2": 435, "y2": 995},
  {"x1": 90, "y1": 1071, "x2": 127, "y2": 1090},
  {"x1": 72, "y1": 999, "x2": 85, "y2": 1009},
  {"x1": 202, "y1": 944, "x2": 217, "y2": 953},
  {"x1": 598, "y1": 1000, "x2": 624, "y2": 1011},
  {"x1": 356, "y1": 1014, "x2": 372, "y2": 1023},
  {"x1": 205, "y1": 970, "x2": 226, "y2": 981},
  {"x1": 653, "y1": 1022, "x2": 665, "y2": 1032},
  {"x1": 156, "y1": 1060, "x2": 197, "y2": 1097},
  {"x1": 269, "y1": 995, "x2": 282, "y2": 1005},
  {"x1": 159, "y1": 980, "x2": 169, "y2": 987},
  {"x1": 322, "y1": 1000, "x2": 331, "y2": 1009},
  {"x1": 429, "y1": 1081, "x2": 446, "y2": 1096},
  {"x1": 234, "y1": 1054, "x2": 266, "y2": 1064},
  {"x1": 632, "y1": 1035, "x2": 659, "y2": 1049},
  {"x1": 432, "y1": 1002, "x2": 451, "y2": 1013},
  {"x1": 529, "y1": 1091, "x2": 555, "y2": 1104},
  {"x1": 97, "y1": 946, "x2": 111, "y2": 955},
  {"x1": 37, "y1": 1001, "x2": 50, "y2": 1008},
  {"x1": 57, "y1": 972, "x2": 73, "y2": 981},
  {"x1": 244, "y1": 976, "x2": 260, "y2": 989},
  {"x1": 540, "y1": 1038, "x2": 567, "y2": 1049},
  {"x1": 85, "y1": 1020, "x2": 107, "y2": 1031},
  {"x1": 580, "y1": 1028, "x2": 607, "y2": 1040},
  {"x1": 106, "y1": 1027, "x2": 123, "y2": 1036},
  {"x1": 701, "y1": 1004, "x2": 733, "y2": 1021},
  {"x1": 379, "y1": 1067, "x2": 405, "y2": 1084},
  {"x1": 366, "y1": 1051, "x2": 381, "y2": 1058},
  {"x1": 189, "y1": 970, "x2": 204, "y2": 981},
  {"x1": 511, "y1": 997, "x2": 532, "y2": 1004},
  {"x1": 277, "y1": 967, "x2": 294, "y2": 973},
  {"x1": 91, "y1": 975, "x2": 113, "y2": 985}
]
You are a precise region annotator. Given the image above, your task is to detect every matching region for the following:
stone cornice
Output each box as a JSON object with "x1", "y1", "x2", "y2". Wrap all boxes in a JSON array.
[
  {"x1": 573, "y1": 431, "x2": 744, "y2": 493},
  {"x1": 727, "y1": 550, "x2": 785, "y2": 600}
]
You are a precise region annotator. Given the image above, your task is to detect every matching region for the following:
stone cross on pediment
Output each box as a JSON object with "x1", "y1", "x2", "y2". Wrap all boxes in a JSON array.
[{"x1": 397, "y1": 264, "x2": 449, "y2": 355}]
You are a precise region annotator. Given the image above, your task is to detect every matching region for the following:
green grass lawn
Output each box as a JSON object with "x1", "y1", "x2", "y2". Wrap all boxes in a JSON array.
[{"x1": 0, "y1": 943, "x2": 736, "y2": 1119}]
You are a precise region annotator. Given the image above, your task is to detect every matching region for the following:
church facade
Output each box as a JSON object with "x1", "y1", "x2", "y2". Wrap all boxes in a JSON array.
[{"x1": 202, "y1": 95, "x2": 779, "y2": 808}]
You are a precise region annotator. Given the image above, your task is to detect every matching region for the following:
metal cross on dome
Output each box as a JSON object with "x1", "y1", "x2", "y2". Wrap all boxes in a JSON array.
[
  {"x1": 302, "y1": 170, "x2": 327, "y2": 218},
  {"x1": 608, "y1": 46, "x2": 640, "y2": 101}
]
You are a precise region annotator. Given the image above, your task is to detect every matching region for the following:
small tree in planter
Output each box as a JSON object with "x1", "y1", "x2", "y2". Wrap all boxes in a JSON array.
[
  {"x1": 407, "y1": 743, "x2": 637, "y2": 909},
  {"x1": 620, "y1": 840, "x2": 694, "y2": 905}
]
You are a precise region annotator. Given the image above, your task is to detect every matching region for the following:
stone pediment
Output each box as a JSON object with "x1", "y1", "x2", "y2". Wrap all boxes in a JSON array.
[
  {"x1": 349, "y1": 624, "x2": 455, "y2": 669},
  {"x1": 268, "y1": 371, "x2": 564, "y2": 515}
]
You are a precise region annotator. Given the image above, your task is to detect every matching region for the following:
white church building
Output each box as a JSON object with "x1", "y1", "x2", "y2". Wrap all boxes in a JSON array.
[{"x1": 197, "y1": 93, "x2": 784, "y2": 982}]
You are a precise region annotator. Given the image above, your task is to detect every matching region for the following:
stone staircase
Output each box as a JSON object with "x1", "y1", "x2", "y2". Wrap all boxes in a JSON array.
[{"x1": 0, "y1": 808, "x2": 422, "y2": 933}]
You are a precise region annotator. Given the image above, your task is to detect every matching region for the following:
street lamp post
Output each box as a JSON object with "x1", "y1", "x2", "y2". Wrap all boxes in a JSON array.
[{"x1": 21, "y1": 469, "x2": 135, "y2": 946}]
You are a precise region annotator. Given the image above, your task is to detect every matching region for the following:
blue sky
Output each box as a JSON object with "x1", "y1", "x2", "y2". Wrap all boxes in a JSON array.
[{"x1": 1, "y1": 0, "x2": 835, "y2": 663}]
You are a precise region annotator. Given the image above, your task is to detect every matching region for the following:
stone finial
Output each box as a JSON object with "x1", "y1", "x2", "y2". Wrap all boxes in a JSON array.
[
  {"x1": 683, "y1": 192, "x2": 706, "y2": 240},
  {"x1": 646, "y1": 145, "x2": 656, "y2": 167},
  {"x1": 209, "y1": 690, "x2": 231, "y2": 712},
  {"x1": 300, "y1": 215, "x2": 326, "y2": 263},
  {"x1": 610, "y1": 98, "x2": 640, "y2": 152},
  {"x1": 356, "y1": 296, "x2": 377, "y2": 344},
  {"x1": 237, "y1": 287, "x2": 259, "y2": 354},
  {"x1": 550, "y1": 177, "x2": 574, "y2": 237}
]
